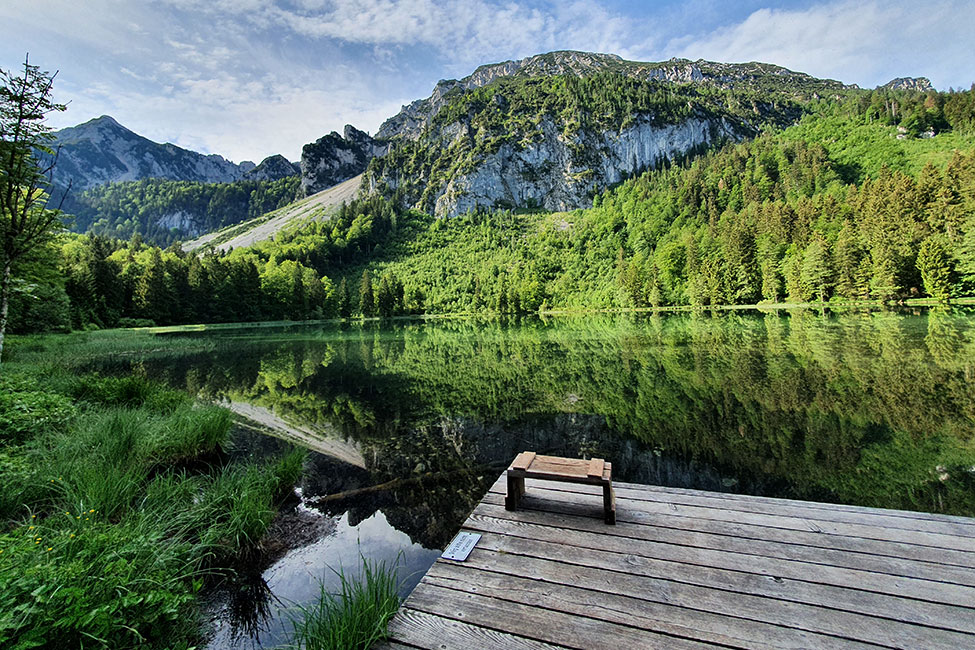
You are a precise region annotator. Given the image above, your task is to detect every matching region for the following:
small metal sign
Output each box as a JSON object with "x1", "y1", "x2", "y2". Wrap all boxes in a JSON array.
[{"x1": 441, "y1": 532, "x2": 481, "y2": 561}]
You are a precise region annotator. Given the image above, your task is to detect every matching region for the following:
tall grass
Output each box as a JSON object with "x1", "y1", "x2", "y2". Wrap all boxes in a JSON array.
[
  {"x1": 287, "y1": 557, "x2": 402, "y2": 650},
  {"x1": 0, "y1": 355, "x2": 307, "y2": 649}
]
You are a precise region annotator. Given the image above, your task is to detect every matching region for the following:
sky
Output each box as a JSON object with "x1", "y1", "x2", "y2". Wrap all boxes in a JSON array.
[{"x1": 2, "y1": 0, "x2": 973, "y2": 164}]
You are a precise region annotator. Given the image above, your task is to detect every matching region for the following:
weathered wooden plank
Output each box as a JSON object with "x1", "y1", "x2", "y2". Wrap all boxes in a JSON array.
[
  {"x1": 372, "y1": 641, "x2": 420, "y2": 650},
  {"x1": 486, "y1": 481, "x2": 974, "y2": 550},
  {"x1": 492, "y1": 477, "x2": 975, "y2": 539},
  {"x1": 426, "y1": 562, "x2": 878, "y2": 650},
  {"x1": 385, "y1": 608, "x2": 567, "y2": 649},
  {"x1": 610, "y1": 479, "x2": 975, "y2": 527},
  {"x1": 481, "y1": 491, "x2": 975, "y2": 568},
  {"x1": 469, "y1": 530, "x2": 975, "y2": 636},
  {"x1": 405, "y1": 582, "x2": 723, "y2": 650},
  {"x1": 587, "y1": 457, "x2": 605, "y2": 479},
  {"x1": 384, "y1": 476, "x2": 975, "y2": 650},
  {"x1": 488, "y1": 474, "x2": 975, "y2": 530},
  {"x1": 462, "y1": 509, "x2": 975, "y2": 606},
  {"x1": 471, "y1": 502, "x2": 975, "y2": 588},
  {"x1": 511, "y1": 451, "x2": 536, "y2": 471},
  {"x1": 436, "y1": 546, "x2": 970, "y2": 649}
]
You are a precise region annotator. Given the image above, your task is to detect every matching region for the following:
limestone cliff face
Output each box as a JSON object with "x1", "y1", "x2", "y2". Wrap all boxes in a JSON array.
[
  {"x1": 881, "y1": 77, "x2": 934, "y2": 92},
  {"x1": 365, "y1": 50, "x2": 847, "y2": 217},
  {"x1": 371, "y1": 115, "x2": 741, "y2": 218},
  {"x1": 433, "y1": 117, "x2": 737, "y2": 216},
  {"x1": 299, "y1": 125, "x2": 386, "y2": 195}
]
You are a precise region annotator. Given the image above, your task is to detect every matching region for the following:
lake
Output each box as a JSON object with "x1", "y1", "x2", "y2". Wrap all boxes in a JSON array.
[{"x1": 99, "y1": 308, "x2": 975, "y2": 647}]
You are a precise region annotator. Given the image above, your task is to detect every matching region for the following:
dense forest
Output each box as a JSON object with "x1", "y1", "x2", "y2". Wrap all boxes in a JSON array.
[
  {"x1": 8, "y1": 85, "x2": 975, "y2": 332},
  {"x1": 66, "y1": 175, "x2": 301, "y2": 246}
]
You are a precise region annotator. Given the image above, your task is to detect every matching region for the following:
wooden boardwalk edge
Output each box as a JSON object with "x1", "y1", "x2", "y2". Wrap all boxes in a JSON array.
[{"x1": 377, "y1": 475, "x2": 975, "y2": 650}]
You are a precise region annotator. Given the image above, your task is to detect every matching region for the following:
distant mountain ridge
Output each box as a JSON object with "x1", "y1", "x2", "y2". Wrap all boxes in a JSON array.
[
  {"x1": 54, "y1": 50, "x2": 954, "y2": 246},
  {"x1": 376, "y1": 51, "x2": 850, "y2": 142},
  {"x1": 49, "y1": 115, "x2": 298, "y2": 191},
  {"x1": 364, "y1": 50, "x2": 857, "y2": 217}
]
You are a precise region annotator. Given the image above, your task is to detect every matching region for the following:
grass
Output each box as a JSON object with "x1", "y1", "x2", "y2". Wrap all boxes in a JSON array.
[
  {"x1": 286, "y1": 557, "x2": 402, "y2": 650},
  {"x1": 0, "y1": 337, "x2": 308, "y2": 649}
]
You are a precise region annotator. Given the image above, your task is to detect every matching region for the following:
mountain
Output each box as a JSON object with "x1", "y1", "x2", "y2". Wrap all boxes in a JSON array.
[
  {"x1": 363, "y1": 51, "x2": 851, "y2": 217},
  {"x1": 882, "y1": 77, "x2": 934, "y2": 92},
  {"x1": 47, "y1": 116, "x2": 307, "y2": 244},
  {"x1": 49, "y1": 115, "x2": 253, "y2": 191},
  {"x1": 243, "y1": 154, "x2": 301, "y2": 181},
  {"x1": 300, "y1": 125, "x2": 386, "y2": 196},
  {"x1": 30, "y1": 51, "x2": 975, "y2": 333}
]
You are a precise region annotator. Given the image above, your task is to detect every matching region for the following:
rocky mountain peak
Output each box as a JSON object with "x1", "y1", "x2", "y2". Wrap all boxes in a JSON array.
[
  {"x1": 50, "y1": 115, "x2": 249, "y2": 191},
  {"x1": 243, "y1": 154, "x2": 300, "y2": 182},
  {"x1": 881, "y1": 77, "x2": 934, "y2": 92},
  {"x1": 375, "y1": 51, "x2": 846, "y2": 142},
  {"x1": 300, "y1": 125, "x2": 387, "y2": 196}
]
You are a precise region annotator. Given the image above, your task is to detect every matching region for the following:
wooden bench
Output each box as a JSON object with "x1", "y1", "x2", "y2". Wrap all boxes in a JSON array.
[{"x1": 505, "y1": 451, "x2": 615, "y2": 524}]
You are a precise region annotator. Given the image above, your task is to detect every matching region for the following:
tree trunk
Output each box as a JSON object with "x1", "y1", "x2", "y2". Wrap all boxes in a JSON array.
[{"x1": 0, "y1": 260, "x2": 10, "y2": 371}]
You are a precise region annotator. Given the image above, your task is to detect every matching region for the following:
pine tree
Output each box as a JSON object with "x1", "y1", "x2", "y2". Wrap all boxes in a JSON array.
[
  {"x1": 359, "y1": 269, "x2": 375, "y2": 317},
  {"x1": 0, "y1": 56, "x2": 68, "y2": 367},
  {"x1": 916, "y1": 236, "x2": 953, "y2": 300},
  {"x1": 869, "y1": 246, "x2": 900, "y2": 301},
  {"x1": 832, "y1": 221, "x2": 861, "y2": 299},
  {"x1": 336, "y1": 277, "x2": 351, "y2": 318},
  {"x1": 376, "y1": 274, "x2": 395, "y2": 318},
  {"x1": 800, "y1": 237, "x2": 832, "y2": 302},
  {"x1": 134, "y1": 248, "x2": 171, "y2": 324}
]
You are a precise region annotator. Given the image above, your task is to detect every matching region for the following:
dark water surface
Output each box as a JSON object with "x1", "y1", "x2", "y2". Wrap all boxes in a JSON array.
[{"x1": 112, "y1": 309, "x2": 975, "y2": 646}]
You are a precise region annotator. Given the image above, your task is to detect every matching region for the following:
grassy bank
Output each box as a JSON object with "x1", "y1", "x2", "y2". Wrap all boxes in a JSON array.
[{"x1": 0, "y1": 333, "x2": 304, "y2": 649}]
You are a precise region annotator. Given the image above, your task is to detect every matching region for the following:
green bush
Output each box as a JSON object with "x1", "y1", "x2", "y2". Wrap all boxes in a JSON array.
[{"x1": 0, "y1": 449, "x2": 40, "y2": 522}]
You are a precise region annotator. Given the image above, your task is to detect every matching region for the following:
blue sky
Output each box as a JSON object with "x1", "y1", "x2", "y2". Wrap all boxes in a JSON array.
[{"x1": 3, "y1": 0, "x2": 973, "y2": 163}]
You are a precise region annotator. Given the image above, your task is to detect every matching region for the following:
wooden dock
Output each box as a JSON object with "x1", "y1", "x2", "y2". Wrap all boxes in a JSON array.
[{"x1": 378, "y1": 473, "x2": 975, "y2": 649}]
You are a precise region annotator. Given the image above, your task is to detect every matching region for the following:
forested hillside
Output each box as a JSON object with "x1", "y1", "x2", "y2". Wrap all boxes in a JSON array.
[
  {"x1": 67, "y1": 175, "x2": 301, "y2": 246},
  {"x1": 9, "y1": 84, "x2": 975, "y2": 332}
]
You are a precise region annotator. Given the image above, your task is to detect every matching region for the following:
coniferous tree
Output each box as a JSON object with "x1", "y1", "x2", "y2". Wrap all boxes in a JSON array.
[
  {"x1": 336, "y1": 277, "x2": 351, "y2": 318},
  {"x1": 916, "y1": 236, "x2": 953, "y2": 300},
  {"x1": 359, "y1": 269, "x2": 375, "y2": 317},
  {"x1": 376, "y1": 274, "x2": 395, "y2": 318},
  {"x1": 801, "y1": 237, "x2": 832, "y2": 302},
  {"x1": 134, "y1": 248, "x2": 171, "y2": 324},
  {"x1": 870, "y1": 246, "x2": 900, "y2": 301}
]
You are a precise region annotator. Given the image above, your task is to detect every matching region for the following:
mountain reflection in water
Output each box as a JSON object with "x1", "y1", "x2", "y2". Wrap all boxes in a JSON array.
[{"x1": 91, "y1": 309, "x2": 975, "y2": 646}]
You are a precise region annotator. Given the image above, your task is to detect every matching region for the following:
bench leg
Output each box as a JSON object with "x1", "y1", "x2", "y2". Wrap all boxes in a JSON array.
[
  {"x1": 505, "y1": 475, "x2": 525, "y2": 511},
  {"x1": 603, "y1": 483, "x2": 616, "y2": 524}
]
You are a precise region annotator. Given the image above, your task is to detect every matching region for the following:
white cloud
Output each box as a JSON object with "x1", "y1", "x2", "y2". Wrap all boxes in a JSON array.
[
  {"x1": 4, "y1": 0, "x2": 974, "y2": 164},
  {"x1": 671, "y1": 0, "x2": 975, "y2": 89},
  {"x1": 259, "y1": 0, "x2": 643, "y2": 68}
]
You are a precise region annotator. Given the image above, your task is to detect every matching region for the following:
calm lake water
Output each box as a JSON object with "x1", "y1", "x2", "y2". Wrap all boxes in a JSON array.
[{"x1": 105, "y1": 309, "x2": 975, "y2": 647}]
